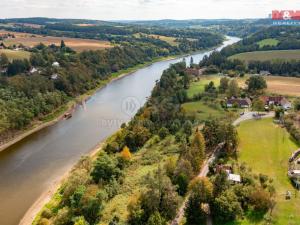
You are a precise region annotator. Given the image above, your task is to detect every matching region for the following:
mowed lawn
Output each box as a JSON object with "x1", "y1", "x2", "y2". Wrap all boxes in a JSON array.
[
  {"x1": 257, "y1": 38, "x2": 279, "y2": 48},
  {"x1": 229, "y1": 50, "x2": 300, "y2": 63},
  {"x1": 187, "y1": 75, "x2": 221, "y2": 98},
  {"x1": 237, "y1": 118, "x2": 300, "y2": 225},
  {"x1": 0, "y1": 49, "x2": 31, "y2": 61}
]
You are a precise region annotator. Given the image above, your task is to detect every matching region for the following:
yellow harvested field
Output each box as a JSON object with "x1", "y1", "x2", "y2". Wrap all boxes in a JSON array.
[
  {"x1": 0, "y1": 30, "x2": 112, "y2": 52},
  {"x1": 265, "y1": 76, "x2": 300, "y2": 96},
  {"x1": 0, "y1": 49, "x2": 31, "y2": 61},
  {"x1": 237, "y1": 75, "x2": 300, "y2": 97}
]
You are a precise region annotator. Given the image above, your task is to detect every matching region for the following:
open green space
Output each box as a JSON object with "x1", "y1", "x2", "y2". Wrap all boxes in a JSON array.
[
  {"x1": 257, "y1": 38, "x2": 279, "y2": 48},
  {"x1": 182, "y1": 101, "x2": 225, "y2": 121},
  {"x1": 0, "y1": 49, "x2": 31, "y2": 61},
  {"x1": 187, "y1": 75, "x2": 221, "y2": 98},
  {"x1": 229, "y1": 50, "x2": 300, "y2": 64},
  {"x1": 237, "y1": 118, "x2": 300, "y2": 225}
]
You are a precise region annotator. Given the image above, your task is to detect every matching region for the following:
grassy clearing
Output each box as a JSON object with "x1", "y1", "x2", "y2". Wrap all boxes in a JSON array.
[
  {"x1": 187, "y1": 75, "x2": 221, "y2": 98},
  {"x1": 229, "y1": 50, "x2": 300, "y2": 63},
  {"x1": 182, "y1": 101, "x2": 224, "y2": 121},
  {"x1": 257, "y1": 38, "x2": 279, "y2": 48},
  {"x1": 0, "y1": 49, "x2": 31, "y2": 61},
  {"x1": 237, "y1": 118, "x2": 300, "y2": 225}
]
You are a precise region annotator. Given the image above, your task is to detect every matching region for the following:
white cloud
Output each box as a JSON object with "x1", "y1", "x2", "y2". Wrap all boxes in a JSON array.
[{"x1": 0, "y1": 0, "x2": 298, "y2": 20}]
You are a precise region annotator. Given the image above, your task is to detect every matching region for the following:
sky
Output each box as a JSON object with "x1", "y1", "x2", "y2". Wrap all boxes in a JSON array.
[{"x1": 0, "y1": 0, "x2": 299, "y2": 20}]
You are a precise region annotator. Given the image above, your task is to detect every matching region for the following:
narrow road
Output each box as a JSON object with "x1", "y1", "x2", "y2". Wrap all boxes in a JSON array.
[{"x1": 170, "y1": 111, "x2": 274, "y2": 225}]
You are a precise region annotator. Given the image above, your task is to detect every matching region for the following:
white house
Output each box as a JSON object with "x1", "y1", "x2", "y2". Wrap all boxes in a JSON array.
[
  {"x1": 29, "y1": 67, "x2": 38, "y2": 74},
  {"x1": 51, "y1": 74, "x2": 59, "y2": 80},
  {"x1": 52, "y1": 62, "x2": 60, "y2": 67},
  {"x1": 228, "y1": 174, "x2": 241, "y2": 183}
]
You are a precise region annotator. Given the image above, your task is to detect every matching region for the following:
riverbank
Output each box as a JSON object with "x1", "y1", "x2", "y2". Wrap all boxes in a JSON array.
[
  {"x1": 0, "y1": 55, "x2": 178, "y2": 153},
  {"x1": 20, "y1": 141, "x2": 104, "y2": 225}
]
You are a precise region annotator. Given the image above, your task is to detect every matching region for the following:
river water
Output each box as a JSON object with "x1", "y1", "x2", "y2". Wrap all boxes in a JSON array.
[{"x1": 0, "y1": 36, "x2": 240, "y2": 225}]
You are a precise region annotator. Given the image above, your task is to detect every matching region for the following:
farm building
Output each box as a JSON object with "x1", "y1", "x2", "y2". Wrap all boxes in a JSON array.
[
  {"x1": 227, "y1": 97, "x2": 251, "y2": 108},
  {"x1": 261, "y1": 96, "x2": 291, "y2": 110},
  {"x1": 185, "y1": 68, "x2": 206, "y2": 76}
]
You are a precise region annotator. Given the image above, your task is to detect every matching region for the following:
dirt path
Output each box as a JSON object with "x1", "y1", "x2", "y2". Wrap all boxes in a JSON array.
[{"x1": 170, "y1": 112, "x2": 274, "y2": 225}]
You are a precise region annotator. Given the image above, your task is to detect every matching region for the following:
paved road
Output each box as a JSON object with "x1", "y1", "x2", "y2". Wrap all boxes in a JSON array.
[
  {"x1": 170, "y1": 111, "x2": 274, "y2": 225},
  {"x1": 233, "y1": 111, "x2": 274, "y2": 126}
]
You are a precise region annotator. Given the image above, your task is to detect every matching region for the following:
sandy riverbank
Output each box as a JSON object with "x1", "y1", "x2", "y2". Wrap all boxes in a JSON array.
[{"x1": 19, "y1": 141, "x2": 103, "y2": 225}]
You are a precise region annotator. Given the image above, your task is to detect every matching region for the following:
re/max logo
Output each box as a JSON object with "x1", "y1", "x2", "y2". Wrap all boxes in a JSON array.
[{"x1": 272, "y1": 10, "x2": 300, "y2": 20}]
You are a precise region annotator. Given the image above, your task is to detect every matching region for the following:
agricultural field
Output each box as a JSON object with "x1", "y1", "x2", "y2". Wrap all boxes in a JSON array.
[
  {"x1": 257, "y1": 38, "x2": 279, "y2": 48},
  {"x1": 0, "y1": 30, "x2": 112, "y2": 52},
  {"x1": 0, "y1": 49, "x2": 31, "y2": 61},
  {"x1": 237, "y1": 75, "x2": 300, "y2": 97},
  {"x1": 237, "y1": 118, "x2": 300, "y2": 225},
  {"x1": 229, "y1": 50, "x2": 300, "y2": 63}
]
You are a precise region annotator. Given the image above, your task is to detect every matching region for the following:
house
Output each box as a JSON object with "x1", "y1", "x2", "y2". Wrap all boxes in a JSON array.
[
  {"x1": 185, "y1": 68, "x2": 200, "y2": 76},
  {"x1": 52, "y1": 62, "x2": 60, "y2": 67},
  {"x1": 259, "y1": 70, "x2": 271, "y2": 76},
  {"x1": 51, "y1": 74, "x2": 59, "y2": 80},
  {"x1": 227, "y1": 97, "x2": 251, "y2": 108},
  {"x1": 228, "y1": 174, "x2": 241, "y2": 183},
  {"x1": 261, "y1": 96, "x2": 292, "y2": 110},
  {"x1": 215, "y1": 164, "x2": 232, "y2": 174},
  {"x1": 29, "y1": 67, "x2": 38, "y2": 74},
  {"x1": 0, "y1": 68, "x2": 7, "y2": 73}
]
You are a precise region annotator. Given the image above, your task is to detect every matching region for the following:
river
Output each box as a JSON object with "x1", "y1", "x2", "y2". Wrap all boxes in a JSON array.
[{"x1": 0, "y1": 36, "x2": 240, "y2": 225}]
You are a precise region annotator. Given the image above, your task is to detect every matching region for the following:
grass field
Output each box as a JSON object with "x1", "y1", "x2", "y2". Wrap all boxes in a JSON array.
[
  {"x1": 229, "y1": 50, "x2": 300, "y2": 63},
  {"x1": 237, "y1": 119, "x2": 300, "y2": 225},
  {"x1": 187, "y1": 75, "x2": 221, "y2": 98},
  {"x1": 257, "y1": 38, "x2": 279, "y2": 48},
  {"x1": 0, "y1": 49, "x2": 31, "y2": 61},
  {"x1": 182, "y1": 101, "x2": 225, "y2": 121},
  {"x1": 0, "y1": 30, "x2": 112, "y2": 52},
  {"x1": 237, "y1": 75, "x2": 300, "y2": 97}
]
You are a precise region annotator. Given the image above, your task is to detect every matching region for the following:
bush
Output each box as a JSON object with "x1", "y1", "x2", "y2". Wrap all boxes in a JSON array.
[
  {"x1": 158, "y1": 127, "x2": 169, "y2": 139},
  {"x1": 91, "y1": 152, "x2": 122, "y2": 183}
]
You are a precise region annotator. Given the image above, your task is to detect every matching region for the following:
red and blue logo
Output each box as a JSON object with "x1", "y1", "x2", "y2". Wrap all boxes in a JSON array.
[{"x1": 272, "y1": 10, "x2": 300, "y2": 25}]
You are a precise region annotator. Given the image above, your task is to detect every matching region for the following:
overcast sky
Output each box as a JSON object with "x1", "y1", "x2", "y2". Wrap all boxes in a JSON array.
[{"x1": 0, "y1": 0, "x2": 298, "y2": 20}]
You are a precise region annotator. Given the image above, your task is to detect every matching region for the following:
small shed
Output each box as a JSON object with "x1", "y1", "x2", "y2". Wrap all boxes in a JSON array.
[{"x1": 228, "y1": 174, "x2": 241, "y2": 183}]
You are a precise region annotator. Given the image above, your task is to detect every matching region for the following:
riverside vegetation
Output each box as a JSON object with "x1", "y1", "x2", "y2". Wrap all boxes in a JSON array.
[{"x1": 34, "y1": 61, "x2": 277, "y2": 225}]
